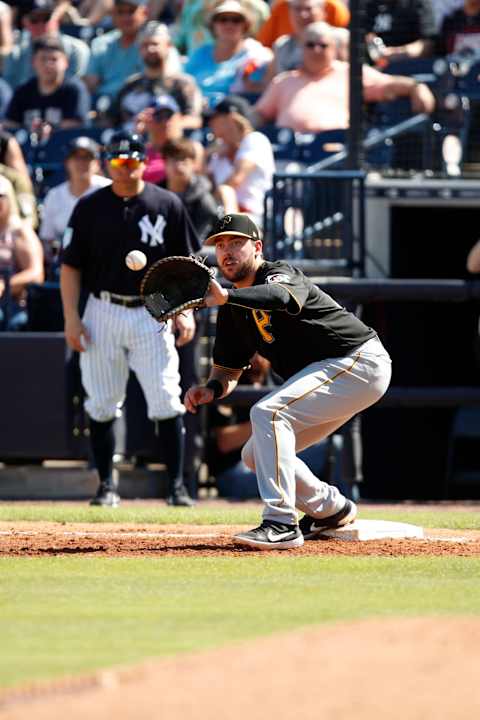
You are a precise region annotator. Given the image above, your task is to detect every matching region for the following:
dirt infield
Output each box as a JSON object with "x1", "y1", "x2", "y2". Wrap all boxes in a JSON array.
[
  {"x1": 1, "y1": 617, "x2": 480, "y2": 720},
  {"x1": 1, "y1": 520, "x2": 480, "y2": 557}
]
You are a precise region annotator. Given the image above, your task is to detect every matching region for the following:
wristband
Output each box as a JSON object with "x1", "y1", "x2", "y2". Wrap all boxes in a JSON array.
[{"x1": 206, "y1": 379, "x2": 223, "y2": 399}]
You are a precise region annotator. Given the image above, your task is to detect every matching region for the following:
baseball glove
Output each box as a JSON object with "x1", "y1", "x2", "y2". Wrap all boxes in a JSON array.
[{"x1": 140, "y1": 255, "x2": 214, "y2": 322}]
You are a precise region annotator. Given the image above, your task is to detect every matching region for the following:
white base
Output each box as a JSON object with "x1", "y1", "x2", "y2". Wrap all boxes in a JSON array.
[{"x1": 320, "y1": 519, "x2": 424, "y2": 542}]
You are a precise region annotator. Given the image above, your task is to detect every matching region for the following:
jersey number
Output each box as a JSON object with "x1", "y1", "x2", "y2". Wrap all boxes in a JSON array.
[{"x1": 252, "y1": 310, "x2": 274, "y2": 344}]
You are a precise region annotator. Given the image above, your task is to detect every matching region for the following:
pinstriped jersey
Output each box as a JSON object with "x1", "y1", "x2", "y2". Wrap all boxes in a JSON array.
[
  {"x1": 213, "y1": 260, "x2": 376, "y2": 380},
  {"x1": 60, "y1": 183, "x2": 200, "y2": 295}
]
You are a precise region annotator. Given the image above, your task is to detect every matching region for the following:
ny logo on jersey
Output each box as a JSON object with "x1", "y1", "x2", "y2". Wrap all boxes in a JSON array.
[{"x1": 138, "y1": 214, "x2": 166, "y2": 247}]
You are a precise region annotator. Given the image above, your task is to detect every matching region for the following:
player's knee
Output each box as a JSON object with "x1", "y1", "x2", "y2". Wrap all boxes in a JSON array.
[{"x1": 241, "y1": 441, "x2": 255, "y2": 471}]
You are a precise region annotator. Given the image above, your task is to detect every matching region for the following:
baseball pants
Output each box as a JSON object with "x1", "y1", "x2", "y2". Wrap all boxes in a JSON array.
[
  {"x1": 241, "y1": 337, "x2": 392, "y2": 525},
  {"x1": 80, "y1": 295, "x2": 184, "y2": 422}
]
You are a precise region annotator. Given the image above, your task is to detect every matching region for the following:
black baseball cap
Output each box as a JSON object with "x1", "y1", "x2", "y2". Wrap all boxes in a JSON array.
[
  {"x1": 105, "y1": 131, "x2": 146, "y2": 160},
  {"x1": 204, "y1": 213, "x2": 261, "y2": 246},
  {"x1": 208, "y1": 94, "x2": 253, "y2": 123},
  {"x1": 65, "y1": 136, "x2": 101, "y2": 159},
  {"x1": 149, "y1": 94, "x2": 180, "y2": 117}
]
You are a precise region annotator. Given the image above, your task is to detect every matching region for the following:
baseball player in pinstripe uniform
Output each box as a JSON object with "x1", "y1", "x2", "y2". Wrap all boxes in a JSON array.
[
  {"x1": 185, "y1": 213, "x2": 392, "y2": 549},
  {"x1": 60, "y1": 131, "x2": 200, "y2": 507}
]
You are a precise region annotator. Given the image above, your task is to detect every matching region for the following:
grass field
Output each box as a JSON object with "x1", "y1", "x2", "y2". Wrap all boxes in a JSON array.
[
  {"x1": 1, "y1": 503, "x2": 479, "y2": 691},
  {"x1": 1, "y1": 502, "x2": 479, "y2": 530}
]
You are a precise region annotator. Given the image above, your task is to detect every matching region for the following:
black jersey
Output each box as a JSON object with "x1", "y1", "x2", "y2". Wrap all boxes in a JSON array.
[
  {"x1": 60, "y1": 182, "x2": 200, "y2": 295},
  {"x1": 213, "y1": 261, "x2": 376, "y2": 380}
]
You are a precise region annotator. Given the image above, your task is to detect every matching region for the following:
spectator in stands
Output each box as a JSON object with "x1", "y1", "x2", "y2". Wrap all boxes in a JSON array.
[
  {"x1": 83, "y1": 0, "x2": 153, "y2": 102},
  {"x1": 256, "y1": 0, "x2": 350, "y2": 49},
  {"x1": 364, "y1": 0, "x2": 437, "y2": 66},
  {"x1": 0, "y1": 175, "x2": 44, "y2": 330},
  {"x1": 75, "y1": 0, "x2": 116, "y2": 26},
  {"x1": 207, "y1": 94, "x2": 274, "y2": 226},
  {"x1": 4, "y1": 36, "x2": 91, "y2": 132},
  {"x1": 0, "y1": 78, "x2": 12, "y2": 119},
  {"x1": 137, "y1": 95, "x2": 205, "y2": 184},
  {"x1": 431, "y1": 0, "x2": 464, "y2": 30},
  {"x1": 4, "y1": 0, "x2": 90, "y2": 90},
  {"x1": 40, "y1": 136, "x2": 111, "y2": 278},
  {"x1": 253, "y1": 22, "x2": 436, "y2": 133},
  {"x1": 173, "y1": 0, "x2": 270, "y2": 57},
  {"x1": 263, "y1": 0, "x2": 345, "y2": 84},
  {"x1": 162, "y1": 138, "x2": 220, "y2": 243},
  {"x1": 109, "y1": 21, "x2": 203, "y2": 130},
  {"x1": 183, "y1": 0, "x2": 273, "y2": 108},
  {"x1": 0, "y1": 130, "x2": 38, "y2": 228},
  {"x1": 437, "y1": 0, "x2": 480, "y2": 55},
  {"x1": 0, "y1": 1, "x2": 13, "y2": 69}
]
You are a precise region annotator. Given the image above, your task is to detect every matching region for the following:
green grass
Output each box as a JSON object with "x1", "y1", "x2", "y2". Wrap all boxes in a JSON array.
[
  {"x1": 0, "y1": 502, "x2": 479, "y2": 530},
  {"x1": 0, "y1": 555, "x2": 479, "y2": 689}
]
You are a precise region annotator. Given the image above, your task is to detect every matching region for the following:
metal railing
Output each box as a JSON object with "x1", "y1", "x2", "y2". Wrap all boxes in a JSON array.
[{"x1": 263, "y1": 170, "x2": 366, "y2": 275}]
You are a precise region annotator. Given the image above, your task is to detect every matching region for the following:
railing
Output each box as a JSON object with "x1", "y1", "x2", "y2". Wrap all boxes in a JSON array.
[{"x1": 263, "y1": 170, "x2": 366, "y2": 275}]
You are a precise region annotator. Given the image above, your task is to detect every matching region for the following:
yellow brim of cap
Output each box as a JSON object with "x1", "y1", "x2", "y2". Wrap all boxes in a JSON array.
[{"x1": 204, "y1": 230, "x2": 255, "y2": 246}]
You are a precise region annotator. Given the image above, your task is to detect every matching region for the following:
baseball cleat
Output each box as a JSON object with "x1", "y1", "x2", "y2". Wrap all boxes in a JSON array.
[
  {"x1": 166, "y1": 492, "x2": 195, "y2": 507},
  {"x1": 89, "y1": 484, "x2": 120, "y2": 508},
  {"x1": 233, "y1": 521, "x2": 304, "y2": 550},
  {"x1": 299, "y1": 499, "x2": 358, "y2": 539}
]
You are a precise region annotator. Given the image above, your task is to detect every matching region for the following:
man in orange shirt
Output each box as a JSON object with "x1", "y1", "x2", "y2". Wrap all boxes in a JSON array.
[{"x1": 257, "y1": 0, "x2": 350, "y2": 48}]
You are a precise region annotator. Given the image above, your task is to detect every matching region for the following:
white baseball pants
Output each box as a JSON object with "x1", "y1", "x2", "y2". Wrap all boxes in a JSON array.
[
  {"x1": 80, "y1": 295, "x2": 184, "y2": 422},
  {"x1": 241, "y1": 337, "x2": 392, "y2": 525}
]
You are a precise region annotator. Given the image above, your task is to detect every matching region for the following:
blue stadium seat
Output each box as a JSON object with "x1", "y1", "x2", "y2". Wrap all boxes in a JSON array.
[{"x1": 295, "y1": 129, "x2": 346, "y2": 165}]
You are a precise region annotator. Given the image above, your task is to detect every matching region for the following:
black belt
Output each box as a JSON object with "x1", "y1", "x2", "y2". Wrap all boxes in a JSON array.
[{"x1": 93, "y1": 291, "x2": 143, "y2": 308}]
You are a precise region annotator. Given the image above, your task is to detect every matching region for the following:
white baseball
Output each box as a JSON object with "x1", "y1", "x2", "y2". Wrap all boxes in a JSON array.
[{"x1": 125, "y1": 250, "x2": 147, "y2": 271}]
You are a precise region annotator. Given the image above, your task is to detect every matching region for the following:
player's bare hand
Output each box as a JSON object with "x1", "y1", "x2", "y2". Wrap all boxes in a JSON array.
[
  {"x1": 174, "y1": 310, "x2": 196, "y2": 347},
  {"x1": 184, "y1": 385, "x2": 214, "y2": 414},
  {"x1": 64, "y1": 315, "x2": 91, "y2": 352},
  {"x1": 204, "y1": 278, "x2": 229, "y2": 307}
]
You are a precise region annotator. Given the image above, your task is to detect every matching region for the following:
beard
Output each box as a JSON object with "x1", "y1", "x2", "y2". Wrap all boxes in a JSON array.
[
  {"x1": 222, "y1": 258, "x2": 256, "y2": 283},
  {"x1": 144, "y1": 55, "x2": 163, "y2": 69}
]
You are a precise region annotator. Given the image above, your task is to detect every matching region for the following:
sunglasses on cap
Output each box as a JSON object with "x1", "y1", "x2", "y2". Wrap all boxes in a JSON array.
[
  {"x1": 214, "y1": 14, "x2": 244, "y2": 23},
  {"x1": 28, "y1": 12, "x2": 52, "y2": 23},
  {"x1": 109, "y1": 157, "x2": 143, "y2": 168},
  {"x1": 304, "y1": 40, "x2": 331, "y2": 49}
]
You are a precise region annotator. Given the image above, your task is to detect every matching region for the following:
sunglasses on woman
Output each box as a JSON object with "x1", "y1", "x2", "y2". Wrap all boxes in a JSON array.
[
  {"x1": 214, "y1": 15, "x2": 244, "y2": 24},
  {"x1": 304, "y1": 41, "x2": 331, "y2": 49},
  {"x1": 109, "y1": 157, "x2": 143, "y2": 169}
]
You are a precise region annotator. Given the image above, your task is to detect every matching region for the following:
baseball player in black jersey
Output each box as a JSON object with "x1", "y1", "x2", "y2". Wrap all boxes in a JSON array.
[
  {"x1": 185, "y1": 213, "x2": 392, "y2": 549},
  {"x1": 60, "y1": 131, "x2": 200, "y2": 507}
]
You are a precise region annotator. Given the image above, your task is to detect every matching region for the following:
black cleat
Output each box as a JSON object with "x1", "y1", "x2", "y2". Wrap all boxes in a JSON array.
[
  {"x1": 166, "y1": 491, "x2": 195, "y2": 507},
  {"x1": 233, "y1": 521, "x2": 304, "y2": 550},
  {"x1": 90, "y1": 482, "x2": 120, "y2": 508},
  {"x1": 299, "y1": 500, "x2": 357, "y2": 539}
]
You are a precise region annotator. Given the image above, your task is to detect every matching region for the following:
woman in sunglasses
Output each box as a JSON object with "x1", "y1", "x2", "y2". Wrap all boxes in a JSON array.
[{"x1": 183, "y1": 0, "x2": 272, "y2": 107}]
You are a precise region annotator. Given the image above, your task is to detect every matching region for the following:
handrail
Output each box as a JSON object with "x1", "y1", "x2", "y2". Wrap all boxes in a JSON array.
[{"x1": 307, "y1": 113, "x2": 431, "y2": 172}]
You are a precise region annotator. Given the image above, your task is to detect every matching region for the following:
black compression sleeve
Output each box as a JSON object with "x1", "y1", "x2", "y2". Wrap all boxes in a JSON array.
[{"x1": 227, "y1": 284, "x2": 291, "y2": 311}]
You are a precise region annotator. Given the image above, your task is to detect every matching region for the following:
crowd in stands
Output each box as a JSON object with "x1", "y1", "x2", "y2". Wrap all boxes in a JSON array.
[
  {"x1": 1, "y1": 0, "x2": 480, "y2": 495},
  {"x1": 1, "y1": 0, "x2": 479, "y2": 323}
]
